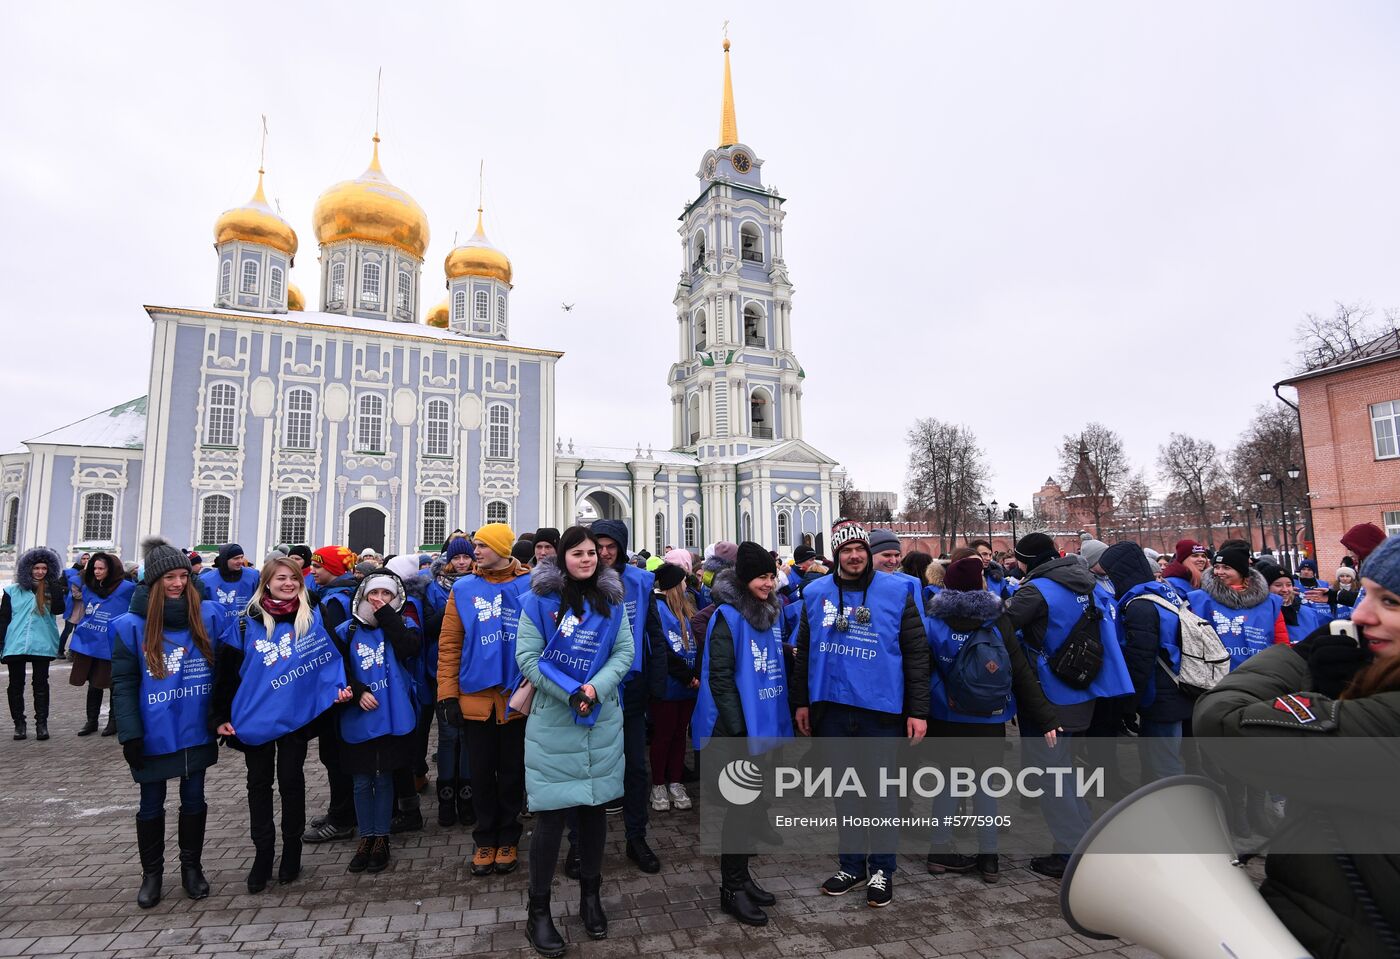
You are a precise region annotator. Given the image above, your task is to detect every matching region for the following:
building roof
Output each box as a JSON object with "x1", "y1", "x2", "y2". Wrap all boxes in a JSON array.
[
  {"x1": 1278, "y1": 328, "x2": 1400, "y2": 386},
  {"x1": 25, "y1": 397, "x2": 147, "y2": 450},
  {"x1": 560, "y1": 444, "x2": 699, "y2": 467}
]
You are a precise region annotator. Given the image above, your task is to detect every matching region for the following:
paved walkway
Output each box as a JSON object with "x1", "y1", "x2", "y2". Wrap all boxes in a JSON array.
[{"x1": 0, "y1": 671, "x2": 1156, "y2": 958}]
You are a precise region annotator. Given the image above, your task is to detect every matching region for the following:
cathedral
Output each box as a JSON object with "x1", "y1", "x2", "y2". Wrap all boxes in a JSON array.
[{"x1": 0, "y1": 40, "x2": 842, "y2": 567}]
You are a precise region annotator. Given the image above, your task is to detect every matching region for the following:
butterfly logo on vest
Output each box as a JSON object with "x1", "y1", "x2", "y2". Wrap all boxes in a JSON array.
[
  {"x1": 750, "y1": 638, "x2": 770, "y2": 673},
  {"x1": 254, "y1": 634, "x2": 293, "y2": 666},
  {"x1": 1212, "y1": 611, "x2": 1246, "y2": 636},
  {"x1": 821, "y1": 599, "x2": 854, "y2": 628},
  {"x1": 357, "y1": 641, "x2": 385, "y2": 671},
  {"x1": 216, "y1": 587, "x2": 240, "y2": 606},
  {"x1": 83, "y1": 601, "x2": 97, "y2": 617},
  {"x1": 558, "y1": 612, "x2": 580, "y2": 637},
  {"x1": 667, "y1": 630, "x2": 684, "y2": 653},
  {"x1": 473, "y1": 594, "x2": 503, "y2": 622},
  {"x1": 154, "y1": 647, "x2": 186, "y2": 677}
]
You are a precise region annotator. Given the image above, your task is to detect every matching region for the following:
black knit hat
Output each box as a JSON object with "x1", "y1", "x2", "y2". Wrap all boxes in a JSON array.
[
  {"x1": 533, "y1": 527, "x2": 561, "y2": 549},
  {"x1": 1214, "y1": 547, "x2": 1251, "y2": 582},
  {"x1": 142, "y1": 535, "x2": 192, "y2": 586},
  {"x1": 655, "y1": 562, "x2": 687, "y2": 592},
  {"x1": 793, "y1": 544, "x2": 816, "y2": 564},
  {"x1": 1015, "y1": 532, "x2": 1058, "y2": 567},
  {"x1": 736, "y1": 541, "x2": 777, "y2": 584}
]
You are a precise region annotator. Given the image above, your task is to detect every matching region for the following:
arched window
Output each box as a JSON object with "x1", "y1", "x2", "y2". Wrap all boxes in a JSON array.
[
  {"x1": 741, "y1": 512, "x2": 752, "y2": 542},
  {"x1": 396, "y1": 270, "x2": 411, "y2": 312},
  {"x1": 2, "y1": 496, "x2": 18, "y2": 545},
  {"x1": 777, "y1": 510, "x2": 792, "y2": 548},
  {"x1": 240, "y1": 260, "x2": 259, "y2": 294},
  {"x1": 692, "y1": 232, "x2": 706, "y2": 270},
  {"x1": 200, "y1": 494, "x2": 232, "y2": 546},
  {"x1": 750, "y1": 387, "x2": 772, "y2": 439},
  {"x1": 205, "y1": 382, "x2": 238, "y2": 446},
  {"x1": 81, "y1": 492, "x2": 115, "y2": 542},
  {"x1": 654, "y1": 513, "x2": 665, "y2": 554},
  {"x1": 740, "y1": 222, "x2": 763, "y2": 263},
  {"x1": 356, "y1": 393, "x2": 385, "y2": 453},
  {"x1": 422, "y1": 499, "x2": 448, "y2": 549},
  {"x1": 425, "y1": 398, "x2": 451, "y2": 457},
  {"x1": 683, "y1": 514, "x2": 698, "y2": 549},
  {"x1": 330, "y1": 263, "x2": 347, "y2": 303},
  {"x1": 694, "y1": 309, "x2": 708, "y2": 351},
  {"x1": 473, "y1": 290, "x2": 490, "y2": 332},
  {"x1": 360, "y1": 262, "x2": 381, "y2": 306},
  {"x1": 270, "y1": 266, "x2": 284, "y2": 301},
  {"x1": 743, "y1": 303, "x2": 766, "y2": 347},
  {"x1": 687, "y1": 393, "x2": 701, "y2": 445},
  {"x1": 487, "y1": 404, "x2": 511, "y2": 459},
  {"x1": 453, "y1": 290, "x2": 466, "y2": 322},
  {"x1": 485, "y1": 500, "x2": 509, "y2": 525},
  {"x1": 496, "y1": 295, "x2": 507, "y2": 328},
  {"x1": 278, "y1": 496, "x2": 309, "y2": 545},
  {"x1": 219, "y1": 260, "x2": 232, "y2": 296},
  {"x1": 283, "y1": 388, "x2": 314, "y2": 450}
]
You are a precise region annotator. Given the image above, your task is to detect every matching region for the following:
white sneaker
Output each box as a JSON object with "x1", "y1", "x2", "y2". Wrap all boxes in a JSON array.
[
  {"x1": 667, "y1": 782, "x2": 692, "y2": 810},
  {"x1": 649, "y1": 784, "x2": 670, "y2": 812}
]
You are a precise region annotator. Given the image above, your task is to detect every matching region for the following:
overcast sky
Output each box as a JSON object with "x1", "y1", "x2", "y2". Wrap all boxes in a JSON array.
[{"x1": 5, "y1": 2, "x2": 1399, "y2": 513}]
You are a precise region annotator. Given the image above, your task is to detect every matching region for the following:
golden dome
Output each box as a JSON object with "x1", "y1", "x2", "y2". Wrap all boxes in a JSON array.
[
  {"x1": 444, "y1": 208, "x2": 512, "y2": 285},
  {"x1": 312, "y1": 136, "x2": 430, "y2": 259},
  {"x1": 287, "y1": 282, "x2": 305, "y2": 311},
  {"x1": 213, "y1": 170, "x2": 298, "y2": 257},
  {"x1": 426, "y1": 299, "x2": 449, "y2": 328}
]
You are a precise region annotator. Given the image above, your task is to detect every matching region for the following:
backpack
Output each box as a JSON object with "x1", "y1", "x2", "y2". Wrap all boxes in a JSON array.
[
  {"x1": 1129, "y1": 593, "x2": 1231, "y2": 697},
  {"x1": 1045, "y1": 595, "x2": 1105, "y2": 690},
  {"x1": 944, "y1": 622, "x2": 1014, "y2": 717}
]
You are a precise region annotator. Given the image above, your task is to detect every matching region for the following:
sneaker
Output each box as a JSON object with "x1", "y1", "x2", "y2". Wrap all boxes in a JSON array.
[
  {"x1": 366, "y1": 837, "x2": 390, "y2": 874},
  {"x1": 494, "y1": 845, "x2": 519, "y2": 874},
  {"x1": 471, "y1": 845, "x2": 497, "y2": 876},
  {"x1": 820, "y1": 870, "x2": 867, "y2": 896},
  {"x1": 926, "y1": 851, "x2": 977, "y2": 874},
  {"x1": 649, "y1": 785, "x2": 670, "y2": 812},
  {"x1": 866, "y1": 869, "x2": 892, "y2": 908},
  {"x1": 667, "y1": 783, "x2": 692, "y2": 811},
  {"x1": 347, "y1": 837, "x2": 373, "y2": 873},
  {"x1": 1029, "y1": 854, "x2": 1069, "y2": 880},
  {"x1": 304, "y1": 817, "x2": 354, "y2": 844},
  {"x1": 976, "y1": 854, "x2": 999, "y2": 884}
]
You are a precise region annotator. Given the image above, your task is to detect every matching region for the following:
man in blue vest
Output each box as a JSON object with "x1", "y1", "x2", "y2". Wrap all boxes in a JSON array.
[
  {"x1": 199, "y1": 543, "x2": 260, "y2": 615},
  {"x1": 970, "y1": 539, "x2": 1016, "y2": 601},
  {"x1": 793, "y1": 519, "x2": 930, "y2": 908}
]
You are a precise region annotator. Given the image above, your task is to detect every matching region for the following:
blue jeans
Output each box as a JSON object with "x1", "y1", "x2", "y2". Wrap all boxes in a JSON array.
[
  {"x1": 814, "y1": 704, "x2": 901, "y2": 877},
  {"x1": 352, "y1": 772, "x2": 394, "y2": 838},
  {"x1": 1020, "y1": 730, "x2": 1093, "y2": 856},
  {"x1": 932, "y1": 788, "x2": 998, "y2": 853},
  {"x1": 1137, "y1": 719, "x2": 1184, "y2": 783},
  {"x1": 437, "y1": 715, "x2": 469, "y2": 780},
  {"x1": 137, "y1": 772, "x2": 206, "y2": 821}
]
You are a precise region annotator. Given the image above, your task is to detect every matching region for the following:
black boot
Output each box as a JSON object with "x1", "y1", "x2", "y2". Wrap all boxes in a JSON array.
[
  {"x1": 456, "y1": 780, "x2": 476, "y2": 827},
  {"x1": 33, "y1": 683, "x2": 49, "y2": 740},
  {"x1": 247, "y1": 842, "x2": 274, "y2": 893},
  {"x1": 8, "y1": 683, "x2": 24, "y2": 740},
  {"x1": 101, "y1": 712, "x2": 117, "y2": 736},
  {"x1": 720, "y1": 888, "x2": 769, "y2": 926},
  {"x1": 78, "y1": 687, "x2": 101, "y2": 735},
  {"x1": 178, "y1": 810, "x2": 210, "y2": 899},
  {"x1": 437, "y1": 779, "x2": 456, "y2": 827},
  {"x1": 563, "y1": 845, "x2": 581, "y2": 880},
  {"x1": 135, "y1": 815, "x2": 165, "y2": 909},
  {"x1": 579, "y1": 875, "x2": 607, "y2": 940},
  {"x1": 525, "y1": 893, "x2": 566, "y2": 957},
  {"x1": 742, "y1": 864, "x2": 776, "y2": 907},
  {"x1": 278, "y1": 839, "x2": 302, "y2": 885}
]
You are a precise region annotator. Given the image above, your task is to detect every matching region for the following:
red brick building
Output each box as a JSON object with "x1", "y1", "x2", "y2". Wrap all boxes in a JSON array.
[{"x1": 1279, "y1": 330, "x2": 1400, "y2": 572}]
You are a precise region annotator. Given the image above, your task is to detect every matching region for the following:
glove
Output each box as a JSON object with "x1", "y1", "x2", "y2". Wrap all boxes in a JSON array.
[
  {"x1": 1293, "y1": 632, "x2": 1372, "y2": 699},
  {"x1": 122, "y1": 738, "x2": 146, "y2": 770},
  {"x1": 568, "y1": 689, "x2": 597, "y2": 714},
  {"x1": 436, "y1": 697, "x2": 464, "y2": 729}
]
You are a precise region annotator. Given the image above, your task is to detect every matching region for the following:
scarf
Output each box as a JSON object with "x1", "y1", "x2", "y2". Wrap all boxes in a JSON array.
[
  {"x1": 162, "y1": 597, "x2": 189, "y2": 630},
  {"x1": 260, "y1": 595, "x2": 300, "y2": 617}
]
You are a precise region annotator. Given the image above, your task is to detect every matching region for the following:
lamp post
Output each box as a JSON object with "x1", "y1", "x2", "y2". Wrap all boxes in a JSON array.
[
  {"x1": 1260, "y1": 466, "x2": 1301, "y2": 573},
  {"x1": 1005, "y1": 502, "x2": 1021, "y2": 546},
  {"x1": 1222, "y1": 510, "x2": 1233, "y2": 541},
  {"x1": 1252, "y1": 501, "x2": 1267, "y2": 555},
  {"x1": 977, "y1": 500, "x2": 998, "y2": 543}
]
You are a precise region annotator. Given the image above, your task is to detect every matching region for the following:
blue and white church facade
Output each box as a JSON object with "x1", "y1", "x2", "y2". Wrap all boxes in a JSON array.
[{"x1": 0, "y1": 40, "x2": 841, "y2": 568}]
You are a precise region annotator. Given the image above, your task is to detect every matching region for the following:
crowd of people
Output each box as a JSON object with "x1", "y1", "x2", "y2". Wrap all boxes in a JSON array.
[{"x1": 1, "y1": 514, "x2": 1396, "y2": 958}]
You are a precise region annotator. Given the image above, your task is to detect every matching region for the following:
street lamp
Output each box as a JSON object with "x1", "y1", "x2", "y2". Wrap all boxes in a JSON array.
[
  {"x1": 1005, "y1": 502, "x2": 1021, "y2": 545},
  {"x1": 1222, "y1": 510, "x2": 1233, "y2": 541},
  {"x1": 977, "y1": 500, "x2": 998, "y2": 543},
  {"x1": 1260, "y1": 466, "x2": 1300, "y2": 573},
  {"x1": 1251, "y1": 501, "x2": 1267, "y2": 555}
]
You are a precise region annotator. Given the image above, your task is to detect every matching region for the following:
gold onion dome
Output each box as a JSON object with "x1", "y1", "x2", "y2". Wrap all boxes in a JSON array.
[
  {"x1": 426, "y1": 299, "x2": 449, "y2": 328},
  {"x1": 444, "y1": 209, "x2": 512, "y2": 285},
  {"x1": 312, "y1": 135, "x2": 429, "y2": 259},
  {"x1": 213, "y1": 170, "x2": 298, "y2": 257},
  {"x1": 286, "y1": 283, "x2": 305, "y2": 311}
]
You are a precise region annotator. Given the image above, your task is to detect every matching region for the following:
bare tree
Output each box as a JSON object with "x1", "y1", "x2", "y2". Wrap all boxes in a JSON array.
[
  {"x1": 1118, "y1": 470, "x2": 1154, "y2": 542},
  {"x1": 904, "y1": 418, "x2": 989, "y2": 555},
  {"x1": 836, "y1": 472, "x2": 861, "y2": 521},
  {"x1": 1228, "y1": 405, "x2": 1308, "y2": 552},
  {"x1": 1294, "y1": 301, "x2": 1396, "y2": 373},
  {"x1": 1157, "y1": 433, "x2": 1225, "y2": 547},
  {"x1": 1058, "y1": 423, "x2": 1129, "y2": 534}
]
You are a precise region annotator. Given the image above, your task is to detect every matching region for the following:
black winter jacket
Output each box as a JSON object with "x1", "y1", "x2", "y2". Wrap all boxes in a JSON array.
[
  {"x1": 1100, "y1": 544, "x2": 1194, "y2": 723},
  {"x1": 1003, "y1": 556, "x2": 1102, "y2": 733},
  {"x1": 704, "y1": 570, "x2": 785, "y2": 737}
]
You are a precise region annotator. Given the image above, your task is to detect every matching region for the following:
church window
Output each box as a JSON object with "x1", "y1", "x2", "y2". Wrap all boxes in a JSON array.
[
  {"x1": 750, "y1": 387, "x2": 773, "y2": 439},
  {"x1": 270, "y1": 266, "x2": 284, "y2": 301},
  {"x1": 654, "y1": 513, "x2": 665, "y2": 554},
  {"x1": 694, "y1": 309, "x2": 707, "y2": 351},
  {"x1": 740, "y1": 222, "x2": 763, "y2": 263},
  {"x1": 422, "y1": 499, "x2": 448, "y2": 548},
  {"x1": 200, "y1": 494, "x2": 232, "y2": 546},
  {"x1": 473, "y1": 290, "x2": 490, "y2": 332},
  {"x1": 687, "y1": 393, "x2": 701, "y2": 445},
  {"x1": 220, "y1": 260, "x2": 232, "y2": 296},
  {"x1": 331, "y1": 263, "x2": 346, "y2": 303},
  {"x1": 487, "y1": 404, "x2": 511, "y2": 459},
  {"x1": 777, "y1": 510, "x2": 792, "y2": 548},
  {"x1": 205, "y1": 382, "x2": 238, "y2": 447},
  {"x1": 241, "y1": 260, "x2": 260, "y2": 295},
  {"x1": 741, "y1": 512, "x2": 753, "y2": 542},
  {"x1": 81, "y1": 492, "x2": 115, "y2": 543},
  {"x1": 683, "y1": 514, "x2": 698, "y2": 549},
  {"x1": 425, "y1": 399, "x2": 451, "y2": 457},
  {"x1": 278, "y1": 496, "x2": 309, "y2": 545},
  {"x1": 360, "y1": 262, "x2": 381, "y2": 306},
  {"x1": 2, "y1": 496, "x2": 18, "y2": 545},
  {"x1": 356, "y1": 393, "x2": 385, "y2": 454},
  {"x1": 453, "y1": 290, "x2": 466, "y2": 322},
  {"x1": 691, "y1": 232, "x2": 706, "y2": 271},
  {"x1": 396, "y1": 270, "x2": 412, "y2": 312},
  {"x1": 497, "y1": 295, "x2": 507, "y2": 329},
  {"x1": 744, "y1": 304, "x2": 766, "y2": 347},
  {"x1": 485, "y1": 500, "x2": 509, "y2": 525},
  {"x1": 283, "y1": 388, "x2": 314, "y2": 450}
]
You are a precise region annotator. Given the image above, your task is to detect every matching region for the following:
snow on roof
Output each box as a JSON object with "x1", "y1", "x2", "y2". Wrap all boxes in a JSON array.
[
  {"x1": 561, "y1": 444, "x2": 699, "y2": 467},
  {"x1": 26, "y1": 397, "x2": 147, "y2": 450}
]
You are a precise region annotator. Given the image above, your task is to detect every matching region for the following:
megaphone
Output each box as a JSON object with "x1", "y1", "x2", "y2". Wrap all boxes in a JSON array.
[{"x1": 1061, "y1": 775, "x2": 1312, "y2": 959}]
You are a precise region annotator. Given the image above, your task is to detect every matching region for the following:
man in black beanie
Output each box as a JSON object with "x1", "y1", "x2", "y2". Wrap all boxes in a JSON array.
[
  {"x1": 198, "y1": 543, "x2": 260, "y2": 614},
  {"x1": 531, "y1": 528, "x2": 560, "y2": 566}
]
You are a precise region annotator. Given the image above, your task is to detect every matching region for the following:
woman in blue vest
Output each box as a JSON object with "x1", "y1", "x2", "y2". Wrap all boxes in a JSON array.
[
  {"x1": 1, "y1": 546, "x2": 65, "y2": 741},
  {"x1": 646, "y1": 562, "x2": 699, "y2": 813},
  {"x1": 212, "y1": 557, "x2": 350, "y2": 893},
  {"x1": 515, "y1": 525, "x2": 634, "y2": 957},
  {"x1": 924, "y1": 556, "x2": 1058, "y2": 884},
  {"x1": 1256, "y1": 560, "x2": 1329, "y2": 642},
  {"x1": 110, "y1": 537, "x2": 222, "y2": 908},
  {"x1": 693, "y1": 543, "x2": 793, "y2": 927},
  {"x1": 1187, "y1": 546, "x2": 1288, "y2": 668},
  {"x1": 333, "y1": 570, "x2": 420, "y2": 875},
  {"x1": 67, "y1": 552, "x2": 135, "y2": 737}
]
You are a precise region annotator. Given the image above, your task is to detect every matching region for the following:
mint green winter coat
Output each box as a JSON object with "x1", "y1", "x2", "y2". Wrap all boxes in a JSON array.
[{"x1": 515, "y1": 562, "x2": 634, "y2": 812}]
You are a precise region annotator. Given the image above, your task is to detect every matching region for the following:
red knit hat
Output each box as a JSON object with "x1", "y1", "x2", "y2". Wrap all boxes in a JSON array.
[
  {"x1": 1173, "y1": 539, "x2": 1204, "y2": 564},
  {"x1": 944, "y1": 557, "x2": 986, "y2": 592},
  {"x1": 311, "y1": 546, "x2": 356, "y2": 578},
  {"x1": 1341, "y1": 523, "x2": 1386, "y2": 563}
]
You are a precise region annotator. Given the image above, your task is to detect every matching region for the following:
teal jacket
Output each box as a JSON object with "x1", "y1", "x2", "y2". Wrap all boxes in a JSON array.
[{"x1": 515, "y1": 563, "x2": 634, "y2": 812}]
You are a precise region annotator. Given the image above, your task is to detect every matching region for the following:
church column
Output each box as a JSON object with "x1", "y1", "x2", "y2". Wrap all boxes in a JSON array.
[
  {"x1": 781, "y1": 305, "x2": 792, "y2": 353},
  {"x1": 795, "y1": 389, "x2": 805, "y2": 440}
]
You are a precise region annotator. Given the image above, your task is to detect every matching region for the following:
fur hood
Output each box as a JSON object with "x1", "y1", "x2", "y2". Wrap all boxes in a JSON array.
[
  {"x1": 15, "y1": 546, "x2": 63, "y2": 593},
  {"x1": 702, "y1": 555, "x2": 735, "y2": 576},
  {"x1": 399, "y1": 569, "x2": 431, "y2": 605},
  {"x1": 83, "y1": 551, "x2": 127, "y2": 598},
  {"x1": 529, "y1": 558, "x2": 624, "y2": 604},
  {"x1": 927, "y1": 587, "x2": 1002, "y2": 624},
  {"x1": 1200, "y1": 568, "x2": 1270, "y2": 609},
  {"x1": 709, "y1": 568, "x2": 782, "y2": 632}
]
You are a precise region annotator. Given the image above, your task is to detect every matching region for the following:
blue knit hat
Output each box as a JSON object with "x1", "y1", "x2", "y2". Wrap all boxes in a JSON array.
[
  {"x1": 1360, "y1": 534, "x2": 1400, "y2": 594},
  {"x1": 444, "y1": 536, "x2": 475, "y2": 561}
]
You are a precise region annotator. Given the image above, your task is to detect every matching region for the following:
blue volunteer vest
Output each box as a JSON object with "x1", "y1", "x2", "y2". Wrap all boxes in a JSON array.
[
  {"x1": 654, "y1": 599, "x2": 698, "y2": 702},
  {"x1": 1119, "y1": 581, "x2": 1183, "y2": 707},
  {"x1": 226, "y1": 610, "x2": 345, "y2": 746},
  {"x1": 1025, "y1": 580, "x2": 1133, "y2": 705},
  {"x1": 693, "y1": 603, "x2": 792, "y2": 755},
  {"x1": 200, "y1": 567, "x2": 261, "y2": 614},
  {"x1": 780, "y1": 600, "x2": 801, "y2": 645},
  {"x1": 522, "y1": 591, "x2": 624, "y2": 726},
  {"x1": 618, "y1": 564, "x2": 655, "y2": 677},
  {"x1": 337, "y1": 619, "x2": 418, "y2": 744},
  {"x1": 1163, "y1": 576, "x2": 1193, "y2": 604},
  {"x1": 1187, "y1": 588, "x2": 1283, "y2": 668},
  {"x1": 923, "y1": 583, "x2": 943, "y2": 603},
  {"x1": 924, "y1": 614, "x2": 1015, "y2": 724},
  {"x1": 1285, "y1": 602, "x2": 1329, "y2": 643},
  {"x1": 112, "y1": 608, "x2": 222, "y2": 756},
  {"x1": 802, "y1": 572, "x2": 912, "y2": 715},
  {"x1": 451, "y1": 573, "x2": 531, "y2": 694},
  {"x1": 66, "y1": 580, "x2": 136, "y2": 661},
  {"x1": 1294, "y1": 577, "x2": 1330, "y2": 592}
]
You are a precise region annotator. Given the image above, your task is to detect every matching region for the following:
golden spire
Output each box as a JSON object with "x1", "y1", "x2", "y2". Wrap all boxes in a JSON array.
[{"x1": 719, "y1": 30, "x2": 739, "y2": 147}]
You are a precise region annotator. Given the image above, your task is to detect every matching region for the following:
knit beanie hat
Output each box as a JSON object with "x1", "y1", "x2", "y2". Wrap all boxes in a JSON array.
[
  {"x1": 510, "y1": 540, "x2": 535, "y2": 565},
  {"x1": 444, "y1": 536, "x2": 475, "y2": 562},
  {"x1": 645, "y1": 555, "x2": 664, "y2": 572},
  {"x1": 1298, "y1": 558, "x2": 1318, "y2": 573},
  {"x1": 1173, "y1": 539, "x2": 1203, "y2": 564},
  {"x1": 385, "y1": 554, "x2": 420, "y2": 582},
  {"x1": 655, "y1": 562, "x2": 688, "y2": 592},
  {"x1": 830, "y1": 518, "x2": 869, "y2": 554},
  {"x1": 215, "y1": 542, "x2": 245, "y2": 572},
  {"x1": 1335, "y1": 566, "x2": 1358, "y2": 582},
  {"x1": 473, "y1": 523, "x2": 515, "y2": 560},
  {"x1": 142, "y1": 535, "x2": 192, "y2": 587},
  {"x1": 663, "y1": 548, "x2": 693, "y2": 573},
  {"x1": 1079, "y1": 539, "x2": 1110, "y2": 570},
  {"x1": 1253, "y1": 559, "x2": 1287, "y2": 586},
  {"x1": 712, "y1": 541, "x2": 739, "y2": 565},
  {"x1": 1361, "y1": 534, "x2": 1400, "y2": 593},
  {"x1": 534, "y1": 527, "x2": 561, "y2": 549},
  {"x1": 1015, "y1": 532, "x2": 1058, "y2": 568},
  {"x1": 793, "y1": 544, "x2": 817, "y2": 564},
  {"x1": 1342, "y1": 523, "x2": 1386, "y2": 563},
  {"x1": 736, "y1": 541, "x2": 777, "y2": 584},
  {"x1": 312, "y1": 546, "x2": 356, "y2": 578},
  {"x1": 944, "y1": 556, "x2": 985, "y2": 592},
  {"x1": 1214, "y1": 547, "x2": 1251, "y2": 582},
  {"x1": 868, "y1": 529, "x2": 901, "y2": 555}
]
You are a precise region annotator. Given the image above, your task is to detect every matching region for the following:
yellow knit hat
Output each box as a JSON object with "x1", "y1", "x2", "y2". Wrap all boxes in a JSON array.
[{"x1": 473, "y1": 523, "x2": 515, "y2": 561}]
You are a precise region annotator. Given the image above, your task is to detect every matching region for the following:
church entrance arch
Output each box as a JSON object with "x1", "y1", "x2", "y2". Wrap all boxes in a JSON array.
[
  {"x1": 575, "y1": 488, "x2": 629, "y2": 534},
  {"x1": 347, "y1": 506, "x2": 386, "y2": 555}
]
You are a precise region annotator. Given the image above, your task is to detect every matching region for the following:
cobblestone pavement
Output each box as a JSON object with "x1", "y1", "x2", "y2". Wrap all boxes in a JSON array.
[{"x1": 0, "y1": 670, "x2": 1156, "y2": 959}]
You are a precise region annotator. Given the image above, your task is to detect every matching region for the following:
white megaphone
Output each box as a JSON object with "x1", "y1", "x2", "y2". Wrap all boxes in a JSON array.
[{"x1": 1061, "y1": 775, "x2": 1313, "y2": 959}]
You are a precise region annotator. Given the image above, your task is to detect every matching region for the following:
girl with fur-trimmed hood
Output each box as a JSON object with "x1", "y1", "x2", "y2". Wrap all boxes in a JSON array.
[
  {"x1": 1, "y1": 546, "x2": 66, "y2": 741},
  {"x1": 1186, "y1": 546, "x2": 1289, "y2": 669},
  {"x1": 67, "y1": 551, "x2": 135, "y2": 737}
]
